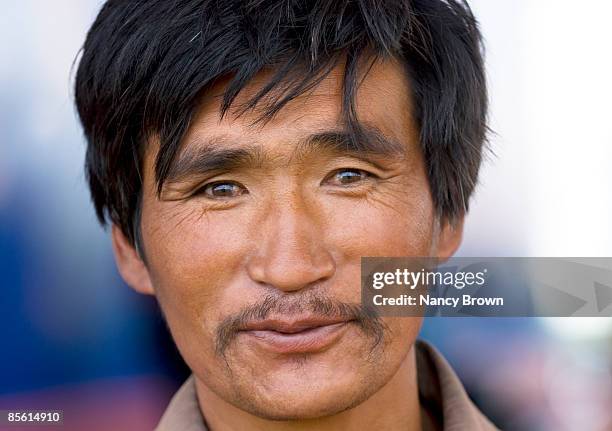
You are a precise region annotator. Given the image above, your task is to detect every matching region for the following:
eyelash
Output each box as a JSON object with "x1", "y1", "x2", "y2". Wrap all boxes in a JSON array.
[
  {"x1": 194, "y1": 168, "x2": 376, "y2": 200},
  {"x1": 195, "y1": 181, "x2": 248, "y2": 199},
  {"x1": 323, "y1": 168, "x2": 375, "y2": 186}
]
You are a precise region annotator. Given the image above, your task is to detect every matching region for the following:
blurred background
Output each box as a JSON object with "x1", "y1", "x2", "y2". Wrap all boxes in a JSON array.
[{"x1": 1, "y1": 1, "x2": 611, "y2": 430}]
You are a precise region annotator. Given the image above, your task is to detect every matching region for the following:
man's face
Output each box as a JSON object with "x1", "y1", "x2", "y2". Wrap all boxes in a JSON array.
[{"x1": 114, "y1": 58, "x2": 462, "y2": 419}]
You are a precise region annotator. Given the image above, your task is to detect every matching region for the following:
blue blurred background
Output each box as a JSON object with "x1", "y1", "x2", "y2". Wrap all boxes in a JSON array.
[{"x1": 1, "y1": 1, "x2": 611, "y2": 430}]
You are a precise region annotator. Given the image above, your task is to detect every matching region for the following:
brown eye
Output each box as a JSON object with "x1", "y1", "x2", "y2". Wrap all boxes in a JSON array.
[
  {"x1": 201, "y1": 181, "x2": 247, "y2": 198},
  {"x1": 330, "y1": 169, "x2": 370, "y2": 186}
]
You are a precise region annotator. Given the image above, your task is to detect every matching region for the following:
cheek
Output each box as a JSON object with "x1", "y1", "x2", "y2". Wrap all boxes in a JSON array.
[
  {"x1": 384, "y1": 316, "x2": 423, "y2": 360},
  {"x1": 322, "y1": 183, "x2": 435, "y2": 259},
  {"x1": 139, "y1": 203, "x2": 263, "y2": 377},
  {"x1": 141, "y1": 203, "x2": 253, "y2": 328}
]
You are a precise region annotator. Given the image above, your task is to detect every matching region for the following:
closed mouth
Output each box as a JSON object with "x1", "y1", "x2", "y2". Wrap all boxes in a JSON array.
[{"x1": 239, "y1": 316, "x2": 353, "y2": 354}]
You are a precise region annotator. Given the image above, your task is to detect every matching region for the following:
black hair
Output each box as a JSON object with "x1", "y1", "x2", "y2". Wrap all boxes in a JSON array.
[{"x1": 74, "y1": 0, "x2": 487, "y2": 248}]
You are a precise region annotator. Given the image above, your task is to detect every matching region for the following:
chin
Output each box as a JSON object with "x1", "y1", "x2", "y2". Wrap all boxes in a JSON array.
[
  {"x1": 230, "y1": 367, "x2": 383, "y2": 421},
  {"x1": 238, "y1": 386, "x2": 372, "y2": 421}
]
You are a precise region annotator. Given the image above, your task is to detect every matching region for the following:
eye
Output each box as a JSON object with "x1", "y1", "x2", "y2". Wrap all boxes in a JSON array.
[
  {"x1": 198, "y1": 181, "x2": 247, "y2": 199},
  {"x1": 326, "y1": 168, "x2": 371, "y2": 186}
]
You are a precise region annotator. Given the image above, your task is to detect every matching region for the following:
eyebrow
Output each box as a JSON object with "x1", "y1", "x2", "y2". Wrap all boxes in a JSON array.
[{"x1": 163, "y1": 126, "x2": 407, "y2": 185}]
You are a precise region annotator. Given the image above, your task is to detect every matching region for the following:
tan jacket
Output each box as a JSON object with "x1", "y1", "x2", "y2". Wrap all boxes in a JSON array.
[{"x1": 156, "y1": 340, "x2": 499, "y2": 430}]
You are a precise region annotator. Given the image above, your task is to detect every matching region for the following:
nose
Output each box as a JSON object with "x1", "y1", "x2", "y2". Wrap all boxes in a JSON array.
[{"x1": 246, "y1": 193, "x2": 336, "y2": 292}]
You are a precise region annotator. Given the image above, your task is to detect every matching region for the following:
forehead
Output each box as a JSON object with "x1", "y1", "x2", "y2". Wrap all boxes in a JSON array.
[{"x1": 181, "y1": 57, "x2": 416, "y2": 152}]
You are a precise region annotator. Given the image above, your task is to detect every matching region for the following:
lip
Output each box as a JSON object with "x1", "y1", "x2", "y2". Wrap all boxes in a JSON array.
[{"x1": 239, "y1": 317, "x2": 352, "y2": 354}]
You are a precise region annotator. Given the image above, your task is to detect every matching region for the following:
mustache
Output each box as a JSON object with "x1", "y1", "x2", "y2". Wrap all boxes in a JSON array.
[{"x1": 215, "y1": 293, "x2": 387, "y2": 357}]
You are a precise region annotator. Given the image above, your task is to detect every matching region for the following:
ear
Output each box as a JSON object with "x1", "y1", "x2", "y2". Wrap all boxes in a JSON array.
[
  {"x1": 435, "y1": 216, "x2": 465, "y2": 260},
  {"x1": 111, "y1": 224, "x2": 155, "y2": 295}
]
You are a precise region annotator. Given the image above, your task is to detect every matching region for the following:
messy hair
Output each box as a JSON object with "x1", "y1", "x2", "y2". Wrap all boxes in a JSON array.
[{"x1": 74, "y1": 0, "x2": 487, "y2": 247}]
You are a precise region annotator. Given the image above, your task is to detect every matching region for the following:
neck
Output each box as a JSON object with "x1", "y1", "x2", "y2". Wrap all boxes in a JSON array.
[{"x1": 195, "y1": 346, "x2": 421, "y2": 431}]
